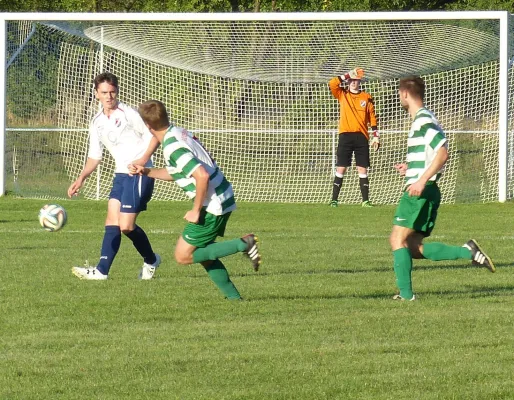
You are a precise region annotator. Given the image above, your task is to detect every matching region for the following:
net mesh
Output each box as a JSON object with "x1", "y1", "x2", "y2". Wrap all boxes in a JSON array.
[{"x1": 4, "y1": 18, "x2": 513, "y2": 203}]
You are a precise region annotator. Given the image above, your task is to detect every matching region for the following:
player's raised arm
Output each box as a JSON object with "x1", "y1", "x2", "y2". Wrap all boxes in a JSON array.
[{"x1": 328, "y1": 68, "x2": 364, "y2": 98}]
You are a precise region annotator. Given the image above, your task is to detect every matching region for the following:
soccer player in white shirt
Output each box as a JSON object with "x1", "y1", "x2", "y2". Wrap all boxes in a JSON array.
[
  {"x1": 68, "y1": 73, "x2": 161, "y2": 280},
  {"x1": 389, "y1": 76, "x2": 495, "y2": 301}
]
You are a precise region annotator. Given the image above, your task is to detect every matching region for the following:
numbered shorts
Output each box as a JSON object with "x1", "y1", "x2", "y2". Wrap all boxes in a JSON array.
[
  {"x1": 393, "y1": 182, "x2": 441, "y2": 237},
  {"x1": 337, "y1": 132, "x2": 370, "y2": 168},
  {"x1": 183, "y1": 208, "x2": 232, "y2": 248},
  {"x1": 109, "y1": 173, "x2": 155, "y2": 213}
]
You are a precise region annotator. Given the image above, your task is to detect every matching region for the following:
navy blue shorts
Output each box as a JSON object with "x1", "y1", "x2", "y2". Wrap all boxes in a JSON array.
[{"x1": 109, "y1": 173, "x2": 155, "y2": 213}]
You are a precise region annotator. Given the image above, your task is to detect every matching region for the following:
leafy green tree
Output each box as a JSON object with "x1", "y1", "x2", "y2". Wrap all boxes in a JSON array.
[{"x1": 1, "y1": 0, "x2": 513, "y2": 19}]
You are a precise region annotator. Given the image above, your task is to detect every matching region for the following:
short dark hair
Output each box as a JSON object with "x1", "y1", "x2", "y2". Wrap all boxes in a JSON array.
[
  {"x1": 94, "y1": 72, "x2": 119, "y2": 90},
  {"x1": 399, "y1": 76, "x2": 425, "y2": 101},
  {"x1": 138, "y1": 100, "x2": 170, "y2": 130}
]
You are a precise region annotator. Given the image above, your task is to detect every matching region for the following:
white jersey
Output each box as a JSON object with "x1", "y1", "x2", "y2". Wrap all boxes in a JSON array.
[{"x1": 88, "y1": 101, "x2": 154, "y2": 173}]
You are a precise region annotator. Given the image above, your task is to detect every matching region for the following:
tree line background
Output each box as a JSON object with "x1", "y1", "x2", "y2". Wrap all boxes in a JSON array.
[{"x1": 0, "y1": 0, "x2": 511, "y2": 13}]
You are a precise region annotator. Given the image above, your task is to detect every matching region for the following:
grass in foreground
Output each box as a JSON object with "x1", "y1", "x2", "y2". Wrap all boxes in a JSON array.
[{"x1": 1, "y1": 197, "x2": 513, "y2": 400}]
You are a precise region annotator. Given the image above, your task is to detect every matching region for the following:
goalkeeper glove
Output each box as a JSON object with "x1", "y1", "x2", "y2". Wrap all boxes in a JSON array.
[
  {"x1": 371, "y1": 130, "x2": 380, "y2": 146},
  {"x1": 341, "y1": 67, "x2": 364, "y2": 81}
]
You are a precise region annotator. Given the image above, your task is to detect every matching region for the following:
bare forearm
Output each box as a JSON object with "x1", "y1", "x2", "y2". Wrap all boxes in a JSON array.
[
  {"x1": 79, "y1": 158, "x2": 101, "y2": 181},
  {"x1": 419, "y1": 147, "x2": 448, "y2": 183},
  {"x1": 192, "y1": 176, "x2": 208, "y2": 212},
  {"x1": 142, "y1": 167, "x2": 173, "y2": 181},
  {"x1": 191, "y1": 166, "x2": 209, "y2": 212}
]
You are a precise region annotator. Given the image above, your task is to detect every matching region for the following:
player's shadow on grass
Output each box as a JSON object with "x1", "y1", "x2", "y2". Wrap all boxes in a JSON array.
[
  {"x1": 414, "y1": 261, "x2": 514, "y2": 272},
  {"x1": 7, "y1": 244, "x2": 70, "y2": 250},
  {"x1": 6, "y1": 246, "x2": 41, "y2": 250},
  {"x1": 221, "y1": 268, "x2": 385, "y2": 279},
  {"x1": 250, "y1": 292, "x2": 388, "y2": 301},
  {"x1": 426, "y1": 285, "x2": 514, "y2": 298},
  {"x1": 0, "y1": 219, "x2": 34, "y2": 223},
  {"x1": 228, "y1": 261, "x2": 514, "y2": 278},
  {"x1": 249, "y1": 285, "x2": 514, "y2": 302}
]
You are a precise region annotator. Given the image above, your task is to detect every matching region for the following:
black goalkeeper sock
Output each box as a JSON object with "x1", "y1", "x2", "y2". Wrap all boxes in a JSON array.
[
  {"x1": 332, "y1": 176, "x2": 343, "y2": 201},
  {"x1": 359, "y1": 177, "x2": 370, "y2": 202}
]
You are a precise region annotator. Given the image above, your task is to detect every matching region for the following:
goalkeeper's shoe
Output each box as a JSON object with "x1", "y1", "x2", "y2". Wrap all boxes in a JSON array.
[
  {"x1": 72, "y1": 265, "x2": 108, "y2": 280},
  {"x1": 241, "y1": 234, "x2": 261, "y2": 272},
  {"x1": 362, "y1": 200, "x2": 374, "y2": 208},
  {"x1": 139, "y1": 253, "x2": 161, "y2": 280},
  {"x1": 462, "y1": 239, "x2": 496, "y2": 273},
  {"x1": 330, "y1": 200, "x2": 338, "y2": 208},
  {"x1": 392, "y1": 294, "x2": 416, "y2": 301}
]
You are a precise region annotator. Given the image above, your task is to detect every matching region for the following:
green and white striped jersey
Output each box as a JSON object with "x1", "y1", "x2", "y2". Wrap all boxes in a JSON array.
[
  {"x1": 162, "y1": 126, "x2": 236, "y2": 216},
  {"x1": 405, "y1": 108, "x2": 448, "y2": 187}
]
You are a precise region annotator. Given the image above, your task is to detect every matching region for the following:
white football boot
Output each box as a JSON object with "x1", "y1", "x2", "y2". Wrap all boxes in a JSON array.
[
  {"x1": 72, "y1": 265, "x2": 108, "y2": 280},
  {"x1": 139, "y1": 253, "x2": 161, "y2": 280}
]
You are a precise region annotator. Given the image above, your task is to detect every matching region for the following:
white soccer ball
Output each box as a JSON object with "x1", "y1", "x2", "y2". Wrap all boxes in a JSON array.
[{"x1": 39, "y1": 204, "x2": 67, "y2": 232}]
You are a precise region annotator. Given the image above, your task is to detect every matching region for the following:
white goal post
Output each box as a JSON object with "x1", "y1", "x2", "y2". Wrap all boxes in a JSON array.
[{"x1": 0, "y1": 11, "x2": 511, "y2": 204}]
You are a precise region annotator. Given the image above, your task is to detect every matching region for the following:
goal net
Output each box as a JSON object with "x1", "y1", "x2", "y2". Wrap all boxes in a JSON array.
[{"x1": 3, "y1": 13, "x2": 513, "y2": 204}]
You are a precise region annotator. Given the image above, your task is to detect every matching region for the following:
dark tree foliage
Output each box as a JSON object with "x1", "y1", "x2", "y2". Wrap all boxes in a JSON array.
[{"x1": 0, "y1": 0, "x2": 512, "y2": 12}]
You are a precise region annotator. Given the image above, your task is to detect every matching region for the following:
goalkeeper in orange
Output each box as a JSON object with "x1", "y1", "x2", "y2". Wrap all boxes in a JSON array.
[{"x1": 328, "y1": 67, "x2": 379, "y2": 207}]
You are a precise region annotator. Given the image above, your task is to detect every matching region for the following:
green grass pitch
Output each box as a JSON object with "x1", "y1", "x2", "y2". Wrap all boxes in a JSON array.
[{"x1": 1, "y1": 197, "x2": 513, "y2": 399}]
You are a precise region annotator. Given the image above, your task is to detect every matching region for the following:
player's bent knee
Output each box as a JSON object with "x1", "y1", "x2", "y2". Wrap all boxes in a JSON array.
[
  {"x1": 174, "y1": 252, "x2": 192, "y2": 265},
  {"x1": 389, "y1": 233, "x2": 407, "y2": 250},
  {"x1": 407, "y1": 238, "x2": 424, "y2": 259}
]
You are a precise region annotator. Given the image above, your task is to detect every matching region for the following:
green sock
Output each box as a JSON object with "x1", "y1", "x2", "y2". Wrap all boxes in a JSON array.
[
  {"x1": 393, "y1": 247, "x2": 413, "y2": 300},
  {"x1": 193, "y1": 239, "x2": 247, "y2": 263},
  {"x1": 423, "y1": 243, "x2": 471, "y2": 261},
  {"x1": 204, "y1": 259, "x2": 241, "y2": 300}
]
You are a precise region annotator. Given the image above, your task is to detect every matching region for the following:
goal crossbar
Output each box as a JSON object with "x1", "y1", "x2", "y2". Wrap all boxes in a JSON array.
[{"x1": 0, "y1": 11, "x2": 511, "y2": 203}]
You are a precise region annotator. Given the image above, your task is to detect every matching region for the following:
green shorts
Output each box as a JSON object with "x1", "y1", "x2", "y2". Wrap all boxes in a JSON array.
[
  {"x1": 393, "y1": 182, "x2": 441, "y2": 237},
  {"x1": 182, "y1": 208, "x2": 232, "y2": 247}
]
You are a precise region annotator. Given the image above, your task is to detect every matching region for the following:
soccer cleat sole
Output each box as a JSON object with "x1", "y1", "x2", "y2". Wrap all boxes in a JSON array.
[
  {"x1": 242, "y1": 234, "x2": 261, "y2": 272},
  {"x1": 469, "y1": 239, "x2": 496, "y2": 273}
]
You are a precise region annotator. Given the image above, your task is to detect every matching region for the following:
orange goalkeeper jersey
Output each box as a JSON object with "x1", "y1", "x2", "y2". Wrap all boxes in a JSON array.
[{"x1": 328, "y1": 76, "x2": 377, "y2": 139}]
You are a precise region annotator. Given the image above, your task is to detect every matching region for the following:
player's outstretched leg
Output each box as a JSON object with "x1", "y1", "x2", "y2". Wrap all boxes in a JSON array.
[
  {"x1": 191, "y1": 234, "x2": 261, "y2": 272},
  {"x1": 462, "y1": 239, "x2": 496, "y2": 273},
  {"x1": 241, "y1": 234, "x2": 261, "y2": 272}
]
